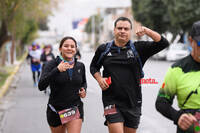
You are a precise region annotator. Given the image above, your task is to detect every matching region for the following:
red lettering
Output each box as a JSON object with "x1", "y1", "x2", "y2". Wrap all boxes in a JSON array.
[{"x1": 140, "y1": 78, "x2": 159, "y2": 84}]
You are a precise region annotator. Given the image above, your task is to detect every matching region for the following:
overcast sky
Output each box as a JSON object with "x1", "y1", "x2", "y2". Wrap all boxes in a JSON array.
[{"x1": 48, "y1": 0, "x2": 131, "y2": 34}]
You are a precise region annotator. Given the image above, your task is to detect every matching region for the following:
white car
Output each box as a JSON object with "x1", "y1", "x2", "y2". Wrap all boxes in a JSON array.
[
  {"x1": 166, "y1": 43, "x2": 190, "y2": 61},
  {"x1": 152, "y1": 48, "x2": 168, "y2": 60}
]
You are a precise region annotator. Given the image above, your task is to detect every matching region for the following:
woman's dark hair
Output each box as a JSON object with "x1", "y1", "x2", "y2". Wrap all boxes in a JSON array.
[
  {"x1": 59, "y1": 36, "x2": 77, "y2": 48},
  {"x1": 114, "y1": 17, "x2": 132, "y2": 29}
]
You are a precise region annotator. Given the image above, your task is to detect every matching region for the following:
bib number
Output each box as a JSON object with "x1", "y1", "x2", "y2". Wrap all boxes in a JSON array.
[
  {"x1": 46, "y1": 56, "x2": 53, "y2": 61},
  {"x1": 104, "y1": 104, "x2": 117, "y2": 116},
  {"x1": 58, "y1": 106, "x2": 80, "y2": 124}
]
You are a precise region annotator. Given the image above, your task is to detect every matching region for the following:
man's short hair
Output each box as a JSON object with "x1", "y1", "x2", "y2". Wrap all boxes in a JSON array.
[{"x1": 114, "y1": 17, "x2": 132, "y2": 29}]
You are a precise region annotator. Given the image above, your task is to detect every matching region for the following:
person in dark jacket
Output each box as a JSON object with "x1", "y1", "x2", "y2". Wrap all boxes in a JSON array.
[
  {"x1": 40, "y1": 44, "x2": 55, "y2": 67},
  {"x1": 90, "y1": 17, "x2": 169, "y2": 133},
  {"x1": 38, "y1": 36, "x2": 87, "y2": 133},
  {"x1": 75, "y1": 49, "x2": 81, "y2": 60},
  {"x1": 155, "y1": 21, "x2": 200, "y2": 133},
  {"x1": 40, "y1": 44, "x2": 55, "y2": 94}
]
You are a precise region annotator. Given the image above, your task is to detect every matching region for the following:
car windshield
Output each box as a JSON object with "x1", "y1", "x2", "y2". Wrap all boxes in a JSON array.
[{"x1": 170, "y1": 44, "x2": 188, "y2": 50}]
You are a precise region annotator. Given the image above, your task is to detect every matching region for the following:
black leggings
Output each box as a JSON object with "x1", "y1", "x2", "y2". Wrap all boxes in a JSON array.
[{"x1": 32, "y1": 71, "x2": 40, "y2": 84}]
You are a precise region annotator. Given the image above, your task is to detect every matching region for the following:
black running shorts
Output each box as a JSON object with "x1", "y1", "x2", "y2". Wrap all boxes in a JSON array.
[
  {"x1": 46, "y1": 103, "x2": 84, "y2": 127},
  {"x1": 104, "y1": 106, "x2": 141, "y2": 129}
]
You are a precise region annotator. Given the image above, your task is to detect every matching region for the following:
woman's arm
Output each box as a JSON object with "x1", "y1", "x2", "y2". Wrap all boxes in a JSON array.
[{"x1": 38, "y1": 60, "x2": 59, "y2": 91}]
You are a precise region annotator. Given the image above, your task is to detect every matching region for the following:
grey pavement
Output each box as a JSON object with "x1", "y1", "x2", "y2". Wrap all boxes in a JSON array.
[
  {"x1": 0, "y1": 50, "x2": 177, "y2": 133},
  {"x1": 0, "y1": 63, "x2": 49, "y2": 133}
]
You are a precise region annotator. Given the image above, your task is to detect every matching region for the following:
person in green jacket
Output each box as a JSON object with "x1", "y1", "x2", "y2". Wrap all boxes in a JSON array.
[{"x1": 155, "y1": 21, "x2": 200, "y2": 133}]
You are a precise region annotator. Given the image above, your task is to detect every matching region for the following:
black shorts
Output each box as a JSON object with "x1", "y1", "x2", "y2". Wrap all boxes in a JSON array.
[
  {"x1": 104, "y1": 106, "x2": 141, "y2": 129},
  {"x1": 46, "y1": 103, "x2": 84, "y2": 127}
]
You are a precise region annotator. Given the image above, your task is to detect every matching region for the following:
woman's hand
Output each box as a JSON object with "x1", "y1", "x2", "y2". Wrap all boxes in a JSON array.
[
  {"x1": 79, "y1": 88, "x2": 86, "y2": 98},
  {"x1": 57, "y1": 61, "x2": 73, "y2": 72}
]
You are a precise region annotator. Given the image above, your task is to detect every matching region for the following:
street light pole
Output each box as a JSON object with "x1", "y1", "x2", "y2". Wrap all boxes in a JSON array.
[{"x1": 91, "y1": 15, "x2": 95, "y2": 46}]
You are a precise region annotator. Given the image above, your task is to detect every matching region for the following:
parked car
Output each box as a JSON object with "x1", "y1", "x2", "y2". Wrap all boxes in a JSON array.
[
  {"x1": 166, "y1": 43, "x2": 190, "y2": 61},
  {"x1": 152, "y1": 48, "x2": 168, "y2": 60}
]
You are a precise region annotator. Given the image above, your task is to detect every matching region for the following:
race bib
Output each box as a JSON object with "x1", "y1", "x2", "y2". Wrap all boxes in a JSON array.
[
  {"x1": 46, "y1": 56, "x2": 53, "y2": 61},
  {"x1": 58, "y1": 106, "x2": 80, "y2": 125},
  {"x1": 104, "y1": 104, "x2": 117, "y2": 116},
  {"x1": 194, "y1": 112, "x2": 200, "y2": 133}
]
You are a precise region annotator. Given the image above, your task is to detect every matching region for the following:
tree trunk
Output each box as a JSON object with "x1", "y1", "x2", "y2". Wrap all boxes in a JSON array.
[
  {"x1": 0, "y1": 20, "x2": 12, "y2": 49},
  {"x1": 16, "y1": 40, "x2": 22, "y2": 57},
  {"x1": 0, "y1": 44, "x2": 6, "y2": 66},
  {"x1": 11, "y1": 37, "x2": 15, "y2": 64},
  {"x1": 10, "y1": 20, "x2": 17, "y2": 64}
]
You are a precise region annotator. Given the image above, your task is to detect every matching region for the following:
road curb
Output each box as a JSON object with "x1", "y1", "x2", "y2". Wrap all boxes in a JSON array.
[{"x1": 0, "y1": 52, "x2": 27, "y2": 99}]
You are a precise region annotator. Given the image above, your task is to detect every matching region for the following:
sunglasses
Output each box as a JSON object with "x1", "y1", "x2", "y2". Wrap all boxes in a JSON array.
[
  {"x1": 194, "y1": 39, "x2": 200, "y2": 46},
  {"x1": 197, "y1": 41, "x2": 200, "y2": 46}
]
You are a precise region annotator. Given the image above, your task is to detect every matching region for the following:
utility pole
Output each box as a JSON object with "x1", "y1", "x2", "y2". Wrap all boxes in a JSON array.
[{"x1": 91, "y1": 15, "x2": 95, "y2": 46}]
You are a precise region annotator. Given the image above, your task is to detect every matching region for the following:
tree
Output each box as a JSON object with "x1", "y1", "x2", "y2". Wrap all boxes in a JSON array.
[
  {"x1": 0, "y1": 0, "x2": 59, "y2": 65},
  {"x1": 85, "y1": 14, "x2": 103, "y2": 35},
  {"x1": 84, "y1": 14, "x2": 103, "y2": 48},
  {"x1": 164, "y1": 0, "x2": 200, "y2": 32},
  {"x1": 38, "y1": 18, "x2": 49, "y2": 31},
  {"x1": 132, "y1": 0, "x2": 170, "y2": 34},
  {"x1": 131, "y1": 0, "x2": 200, "y2": 41}
]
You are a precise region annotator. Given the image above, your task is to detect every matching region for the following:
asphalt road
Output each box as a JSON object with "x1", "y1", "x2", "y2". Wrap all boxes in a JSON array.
[{"x1": 0, "y1": 50, "x2": 177, "y2": 133}]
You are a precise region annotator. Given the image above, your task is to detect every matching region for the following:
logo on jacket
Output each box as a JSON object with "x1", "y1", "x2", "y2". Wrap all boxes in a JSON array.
[
  {"x1": 107, "y1": 52, "x2": 112, "y2": 56},
  {"x1": 78, "y1": 69, "x2": 81, "y2": 73},
  {"x1": 127, "y1": 49, "x2": 134, "y2": 58}
]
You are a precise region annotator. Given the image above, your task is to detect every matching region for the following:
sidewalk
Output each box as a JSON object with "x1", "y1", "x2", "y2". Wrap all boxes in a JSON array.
[
  {"x1": 0, "y1": 62, "x2": 50, "y2": 133},
  {"x1": 0, "y1": 53, "x2": 27, "y2": 99}
]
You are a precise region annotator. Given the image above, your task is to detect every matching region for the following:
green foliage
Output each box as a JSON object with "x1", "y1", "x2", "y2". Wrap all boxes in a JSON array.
[
  {"x1": 84, "y1": 14, "x2": 103, "y2": 34},
  {"x1": 0, "y1": 72, "x2": 9, "y2": 88},
  {"x1": 0, "y1": 0, "x2": 59, "y2": 66},
  {"x1": 0, "y1": 66, "x2": 13, "y2": 88},
  {"x1": 164, "y1": 0, "x2": 200, "y2": 32},
  {"x1": 132, "y1": 0, "x2": 170, "y2": 34},
  {"x1": 20, "y1": 20, "x2": 38, "y2": 45},
  {"x1": 131, "y1": 0, "x2": 200, "y2": 35},
  {"x1": 85, "y1": 18, "x2": 92, "y2": 34},
  {"x1": 84, "y1": 14, "x2": 103, "y2": 48},
  {"x1": 0, "y1": 0, "x2": 58, "y2": 45}
]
